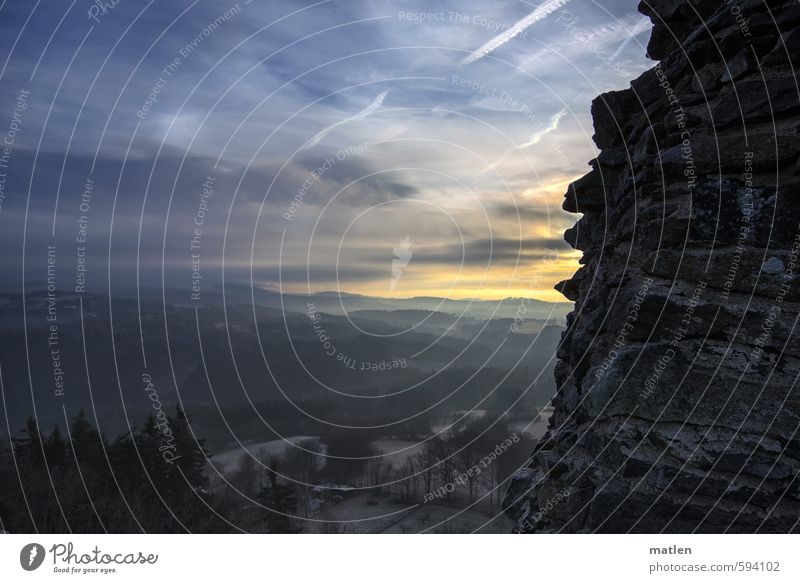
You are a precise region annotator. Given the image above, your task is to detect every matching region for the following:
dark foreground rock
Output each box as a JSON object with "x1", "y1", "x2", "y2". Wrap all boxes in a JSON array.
[{"x1": 505, "y1": 0, "x2": 800, "y2": 533}]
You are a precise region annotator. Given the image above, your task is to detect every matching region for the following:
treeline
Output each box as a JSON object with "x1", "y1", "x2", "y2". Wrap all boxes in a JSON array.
[
  {"x1": 0, "y1": 409, "x2": 296, "y2": 533},
  {"x1": 318, "y1": 419, "x2": 535, "y2": 510},
  {"x1": 221, "y1": 418, "x2": 536, "y2": 531},
  {"x1": 392, "y1": 420, "x2": 536, "y2": 511},
  {"x1": 0, "y1": 410, "x2": 535, "y2": 533}
]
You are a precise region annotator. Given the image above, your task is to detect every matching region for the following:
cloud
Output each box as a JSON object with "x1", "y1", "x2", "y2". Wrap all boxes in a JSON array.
[
  {"x1": 489, "y1": 203, "x2": 566, "y2": 222},
  {"x1": 404, "y1": 236, "x2": 572, "y2": 266},
  {"x1": 257, "y1": 156, "x2": 420, "y2": 207},
  {"x1": 520, "y1": 14, "x2": 651, "y2": 75},
  {"x1": 260, "y1": 263, "x2": 384, "y2": 285},
  {"x1": 0, "y1": 0, "x2": 649, "y2": 299},
  {"x1": 460, "y1": 0, "x2": 572, "y2": 65}
]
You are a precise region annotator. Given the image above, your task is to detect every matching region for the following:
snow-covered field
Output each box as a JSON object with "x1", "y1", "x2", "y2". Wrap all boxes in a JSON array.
[
  {"x1": 381, "y1": 502, "x2": 513, "y2": 534},
  {"x1": 210, "y1": 436, "x2": 320, "y2": 474},
  {"x1": 305, "y1": 495, "x2": 512, "y2": 533}
]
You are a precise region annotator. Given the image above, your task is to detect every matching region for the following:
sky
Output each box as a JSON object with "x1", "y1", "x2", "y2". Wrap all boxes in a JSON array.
[{"x1": 0, "y1": 0, "x2": 653, "y2": 302}]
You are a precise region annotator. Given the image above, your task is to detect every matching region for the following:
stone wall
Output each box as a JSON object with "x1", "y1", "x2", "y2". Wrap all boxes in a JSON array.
[{"x1": 504, "y1": 0, "x2": 800, "y2": 533}]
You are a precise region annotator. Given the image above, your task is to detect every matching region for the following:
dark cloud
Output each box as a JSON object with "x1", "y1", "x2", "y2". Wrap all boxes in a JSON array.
[
  {"x1": 489, "y1": 203, "x2": 564, "y2": 222},
  {"x1": 386, "y1": 236, "x2": 571, "y2": 266}
]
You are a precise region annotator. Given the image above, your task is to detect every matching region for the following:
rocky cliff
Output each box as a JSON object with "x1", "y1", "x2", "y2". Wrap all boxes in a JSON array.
[{"x1": 504, "y1": 0, "x2": 800, "y2": 533}]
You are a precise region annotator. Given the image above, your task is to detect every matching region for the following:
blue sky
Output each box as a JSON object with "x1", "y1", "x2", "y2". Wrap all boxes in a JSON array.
[{"x1": 0, "y1": 0, "x2": 653, "y2": 300}]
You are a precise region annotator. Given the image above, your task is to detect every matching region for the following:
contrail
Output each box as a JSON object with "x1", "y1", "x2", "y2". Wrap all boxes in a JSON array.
[
  {"x1": 526, "y1": 108, "x2": 567, "y2": 146},
  {"x1": 461, "y1": 0, "x2": 571, "y2": 65},
  {"x1": 304, "y1": 91, "x2": 388, "y2": 149},
  {"x1": 608, "y1": 30, "x2": 635, "y2": 62},
  {"x1": 374, "y1": 124, "x2": 405, "y2": 144},
  {"x1": 520, "y1": 15, "x2": 651, "y2": 74},
  {"x1": 480, "y1": 109, "x2": 568, "y2": 174}
]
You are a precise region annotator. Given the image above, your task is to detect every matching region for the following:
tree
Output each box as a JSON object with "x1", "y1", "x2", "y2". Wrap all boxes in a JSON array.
[
  {"x1": 44, "y1": 426, "x2": 66, "y2": 467},
  {"x1": 69, "y1": 410, "x2": 104, "y2": 466},
  {"x1": 281, "y1": 439, "x2": 324, "y2": 517},
  {"x1": 258, "y1": 457, "x2": 300, "y2": 533},
  {"x1": 428, "y1": 436, "x2": 457, "y2": 503},
  {"x1": 14, "y1": 417, "x2": 44, "y2": 469},
  {"x1": 0, "y1": 409, "x2": 229, "y2": 534},
  {"x1": 413, "y1": 444, "x2": 439, "y2": 499},
  {"x1": 399, "y1": 455, "x2": 420, "y2": 502},
  {"x1": 229, "y1": 453, "x2": 259, "y2": 497}
]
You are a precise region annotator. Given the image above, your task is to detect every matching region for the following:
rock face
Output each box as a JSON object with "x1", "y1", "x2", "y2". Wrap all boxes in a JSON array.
[{"x1": 504, "y1": 0, "x2": 800, "y2": 533}]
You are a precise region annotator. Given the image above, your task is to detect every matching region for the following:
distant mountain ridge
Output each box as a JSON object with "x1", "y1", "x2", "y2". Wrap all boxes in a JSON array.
[
  {"x1": 55, "y1": 284, "x2": 574, "y2": 321},
  {"x1": 234, "y1": 286, "x2": 571, "y2": 321}
]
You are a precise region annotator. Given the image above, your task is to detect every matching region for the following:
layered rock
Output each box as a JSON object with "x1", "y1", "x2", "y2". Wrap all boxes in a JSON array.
[{"x1": 505, "y1": 0, "x2": 800, "y2": 532}]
